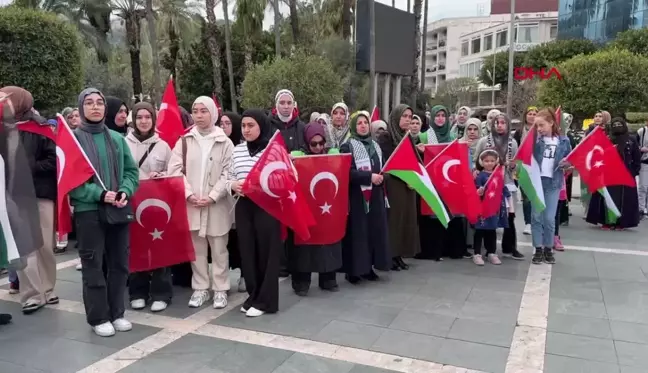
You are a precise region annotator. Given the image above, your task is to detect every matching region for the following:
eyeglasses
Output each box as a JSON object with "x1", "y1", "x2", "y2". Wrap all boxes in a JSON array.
[
  {"x1": 83, "y1": 100, "x2": 105, "y2": 107},
  {"x1": 310, "y1": 140, "x2": 326, "y2": 147}
]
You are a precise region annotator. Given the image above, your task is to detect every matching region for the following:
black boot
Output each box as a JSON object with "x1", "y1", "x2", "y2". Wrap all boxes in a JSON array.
[
  {"x1": 345, "y1": 274, "x2": 361, "y2": 284},
  {"x1": 0, "y1": 313, "x2": 11, "y2": 325},
  {"x1": 391, "y1": 258, "x2": 401, "y2": 271},
  {"x1": 361, "y1": 270, "x2": 379, "y2": 281},
  {"x1": 397, "y1": 257, "x2": 409, "y2": 270}
]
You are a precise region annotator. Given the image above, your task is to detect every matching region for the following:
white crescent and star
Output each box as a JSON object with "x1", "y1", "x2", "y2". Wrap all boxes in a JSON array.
[
  {"x1": 585, "y1": 145, "x2": 604, "y2": 170},
  {"x1": 135, "y1": 198, "x2": 172, "y2": 241},
  {"x1": 441, "y1": 159, "x2": 460, "y2": 184},
  {"x1": 310, "y1": 172, "x2": 339, "y2": 215},
  {"x1": 56, "y1": 146, "x2": 65, "y2": 184},
  {"x1": 260, "y1": 161, "x2": 289, "y2": 198}
]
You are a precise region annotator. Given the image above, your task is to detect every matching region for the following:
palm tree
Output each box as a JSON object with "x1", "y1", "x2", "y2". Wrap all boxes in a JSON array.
[
  {"x1": 410, "y1": 0, "x2": 422, "y2": 106},
  {"x1": 234, "y1": 0, "x2": 265, "y2": 70},
  {"x1": 205, "y1": 0, "x2": 223, "y2": 97},
  {"x1": 222, "y1": 0, "x2": 237, "y2": 111},
  {"x1": 146, "y1": 0, "x2": 162, "y2": 103},
  {"x1": 113, "y1": 0, "x2": 147, "y2": 95},
  {"x1": 273, "y1": 0, "x2": 281, "y2": 56},
  {"x1": 288, "y1": 0, "x2": 299, "y2": 44}
]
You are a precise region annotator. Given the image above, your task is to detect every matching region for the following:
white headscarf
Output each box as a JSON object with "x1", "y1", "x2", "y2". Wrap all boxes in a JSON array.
[
  {"x1": 275, "y1": 89, "x2": 295, "y2": 123},
  {"x1": 331, "y1": 102, "x2": 349, "y2": 122},
  {"x1": 192, "y1": 95, "x2": 219, "y2": 126}
]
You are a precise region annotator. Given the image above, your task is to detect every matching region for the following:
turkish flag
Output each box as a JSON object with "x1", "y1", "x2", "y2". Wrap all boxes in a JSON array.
[
  {"x1": 426, "y1": 141, "x2": 480, "y2": 223},
  {"x1": 55, "y1": 114, "x2": 95, "y2": 235},
  {"x1": 157, "y1": 78, "x2": 185, "y2": 148},
  {"x1": 129, "y1": 176, "x2": 194, "y2": 272},
  {"x1": 371, "y1": 106, "x2": 380, "y2": 122},
  {"x1": 212, "y1": 94, "x2": 223, "y2": 116},
  {"x1": 242, "y1": 131, "x2": 316, "y2": 241},
  {"x1": 565, "y1": 126, "x2": 636, "y2": 190},
  {"x1": 481, "y1": 165, "x2": 505, "y2": 218},
  {"x1": 420, "y1": 143, "x2": 450, "y2": 216},
  {"x1": 17, "y1": 120, "x2": 56, "y2": 142},
  {"x1": 293, "y1": 154, "x2": 352, "y2": 245}
]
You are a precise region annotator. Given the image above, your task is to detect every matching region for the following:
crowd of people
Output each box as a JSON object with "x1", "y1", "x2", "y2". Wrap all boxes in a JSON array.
[{"x1": 0, "y1": 85, "x2": 643, "y2": 337}]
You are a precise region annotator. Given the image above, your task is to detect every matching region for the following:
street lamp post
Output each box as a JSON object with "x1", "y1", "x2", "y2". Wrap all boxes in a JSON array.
[{"x1": 506, "y1": 0, "x2": 516, "y2": 116}]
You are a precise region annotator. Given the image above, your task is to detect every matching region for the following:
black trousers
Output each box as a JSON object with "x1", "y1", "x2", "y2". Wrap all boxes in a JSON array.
[
  {"x1": 292, "y1": 271, "x2": 337, "y2": 291},
  {"x1": 555, "y1": 200, "x2": 568, "y2": 236},
  {"x1": 129, "y1": 267, "x2": 173, "y2": 303},
  {"x1": 75, "y1": 211, "x2": 129, "y2": 326},
  {"x1": 236, "y1": 198, "x2": 281, "y2": 313},
  {"x1": 501, "y1": 213, "x2": 517, "y2": 254},
  {"x1": 473, "y1": 229, "x2": 497, "y2": 256}
]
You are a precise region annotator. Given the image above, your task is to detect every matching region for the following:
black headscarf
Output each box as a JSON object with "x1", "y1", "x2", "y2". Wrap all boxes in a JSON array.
[
  {"x1": 610, "y1": 117, "x2": 629, "y2": 147},
  {"x1": 105, "y1": 96, "x2": 128, "y2": 134},
  {"x1": 218, "y1": 111, "x2": 242, "y2": 145},
  {"x1": 242, "y1": 109, "x2": 272, "y2": 157}
]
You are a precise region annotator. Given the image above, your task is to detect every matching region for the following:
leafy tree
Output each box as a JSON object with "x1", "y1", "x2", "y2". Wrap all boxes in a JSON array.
[
  {"x1": 609, "y1": 28, "x2": 648, "y2": 57},
  {"x1": 537, "y1": 49, "x2": 648, "y2": 117},
  {"x1": 524, "y1": 39, "x2": 599, "y2": 70},
  {"x1": 0, "y1": 7, "x2": 83, "y2": 115},
  {"x1": 479, "y1": 51, "x2": 526, "y2": 88},
  {"x1": 240, "y1": 51, "x2": 344, "y2": 112},
  {"x1": 431, "y1": 77, "x2": 478, "y2": 112}
]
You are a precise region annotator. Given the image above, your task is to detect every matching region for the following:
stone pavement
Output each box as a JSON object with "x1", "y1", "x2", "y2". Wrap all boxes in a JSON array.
[{"x1": 0, "y1": 200, "x2": 646, "y2": 373}]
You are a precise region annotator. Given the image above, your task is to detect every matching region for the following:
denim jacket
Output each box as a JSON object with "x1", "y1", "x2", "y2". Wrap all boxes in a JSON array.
[{"x1": 533, "y1": 134, "x2": 572, "y2": 190}]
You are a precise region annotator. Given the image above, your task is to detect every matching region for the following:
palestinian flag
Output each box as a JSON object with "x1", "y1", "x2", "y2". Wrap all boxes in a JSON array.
[
  {"x1": 598, "y1": 188, "x2": 621, "y2": 224},
  {"x1": 382, "y1": 135, "x2": 450, "y2": 227},
  {"x1": 514, "y1": 125, "x2": 545, "y2": 212}
]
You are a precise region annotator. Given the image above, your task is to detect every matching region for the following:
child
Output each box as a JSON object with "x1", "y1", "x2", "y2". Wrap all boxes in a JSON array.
[
  {"x1": 473, "y1": 149, "x2": 510, "y2": 266},
  {"x1": 554, "y1": 172, "x2": 570, "y2": 250}
]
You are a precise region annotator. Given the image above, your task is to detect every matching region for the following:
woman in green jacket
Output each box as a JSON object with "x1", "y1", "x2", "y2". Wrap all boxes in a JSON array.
[{"x1": 70, "y1": 88, "x2": 139, "y2": 337}]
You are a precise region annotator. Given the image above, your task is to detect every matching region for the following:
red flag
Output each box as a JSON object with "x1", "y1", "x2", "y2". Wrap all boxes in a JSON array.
[
  {"x1": 212, "y1": 94, "x2": 223, "y2": 116},
  {"x1": 426, "y1": 141, "x2": 480, "y2": 223},
  {"x1": 157, "y1": 78, "x2": 185, "y2": 148},
  {"x1": 129, "y1": 176, "x2": 194, "y2": 272},
  {"x1": 481, "y1": 165, "x2": 505, "y2": 218},
  {"x1": 420, "y1": 144, "x2": 449, "y2": 215},
  {"x1": 242, "y1": 132, "x2": 316, "y2": 241},
  {"x1": 55, "y1": 114, "x2": 95, "y2": 235},
  {"x1": 565, "y1": 126, "x2": 636, "y2": 190},
  {"x1": 293, "y1": 154, "x2": 351, "y2": 245},
  {"x1": 370, "y1": 106, "x2": 380, "y2": 122},
  {"x1": 17, "y1": 120, "x2": 55, "y2": 142}
]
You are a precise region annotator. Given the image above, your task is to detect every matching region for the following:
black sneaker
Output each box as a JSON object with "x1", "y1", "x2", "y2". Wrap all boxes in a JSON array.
[
  {"x1": 508, "y1": 249, "x2": 525, "y2": 260},
  {"x1": 532, "y1": 248, "x2": 544, "y2": 265},
  {"x1": 0, "y1": 313, "x2": 11, "y2": 325},
  {"x1": 543, "y1": 248, "x2": 556, "y2": 264}
]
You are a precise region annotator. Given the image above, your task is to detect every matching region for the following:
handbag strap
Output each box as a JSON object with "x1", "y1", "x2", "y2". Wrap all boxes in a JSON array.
[
  {"x1": 138, "y1": 142, "x2": 157, "y2": 168},
  {"x1": 181, "y1": 137, "x2": 187, "y2": 175}
]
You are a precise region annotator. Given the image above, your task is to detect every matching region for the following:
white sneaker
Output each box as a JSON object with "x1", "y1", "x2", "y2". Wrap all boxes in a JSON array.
[
  {"x1": 238, "y1": 277, "x2": 247, "y2": 293},
  {"x1": 93, "y1": 322, "x2": 115, "y2": 337},
  {"x1": 523, "y1": 224, "x2": 531, "y2": 235},
  {"x1": 112, "y1": 318, "x2": 132, "y2": 332},
  {"x1": 188, "y1": 290, "x2": 211, "y2": 308},
  {"x1": 130, "y1": 299, "x2": 146, "y2": 310},
  {"x1": 213, "y1": 291, "x2": 228, "y2": 309},
  {"x1": 246, "y1": 307, "x2": 264, "y2": 317},
  {"x1": 240, "y1": 306, "x2": 248, "y2": 313},
  {"x1": 488, "y1": 253, "x2": 502, "y2": 265},
  {"x1": 150, "y1": 301, "x2": 167, "y2": 312},
  {"x1": 76, "y1": 263, "x2": 82, "y2": 271},
  {"x1": 473, "y1": 254, "x2": 485, "y2": 266}
]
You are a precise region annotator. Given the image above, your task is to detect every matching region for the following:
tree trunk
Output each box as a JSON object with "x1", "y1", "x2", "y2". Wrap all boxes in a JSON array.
[
  {"x1": 342, "y1": 0, "x2": 352, "y2": 40},
  {"x1": 244, "y1": 44, "x2": 253, "y2": 72},
  {"x1": 419, "y1": 0, "x2": 428, "y2": 92},
  {"x1": 273, "y1": 0, "x2": 281, "y2": 57},
  {"x1": 125, "y1": 15, "x2": 143, "y2": 96},
  {"x1": 409, "y1": 0, "x2": 423, "y2": 107},
  {"x1": 289, "y1": 0, "x2": 299, "y2": 44},
  {"x1": 168, "y1": 18, "x2": 179, "y2": 87},
  {"x1": 222, "y1": 0, "x2": 237, "y2": 112},
  {"x1": 146, "y1": 0, "x2": 162, "y2": 104},
  {"x1": 205, "y1": 0, "x2": 223, "y2": 97}
]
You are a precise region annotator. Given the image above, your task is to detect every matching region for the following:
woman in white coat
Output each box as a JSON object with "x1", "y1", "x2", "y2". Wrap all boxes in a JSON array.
[
  {"x1": 168, "y1": 96, "x2": 234, "y2": 309},
  {"x1": 125, "y1": 101, "x2": 173, "y2": 312}
]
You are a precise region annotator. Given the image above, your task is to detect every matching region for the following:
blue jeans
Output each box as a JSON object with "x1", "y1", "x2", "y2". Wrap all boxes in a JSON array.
[{"x1": 531, "y1": 178, "x2": 561, "y2": 248}]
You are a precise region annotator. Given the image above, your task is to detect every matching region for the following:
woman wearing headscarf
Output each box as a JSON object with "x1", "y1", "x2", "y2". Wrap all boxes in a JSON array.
[
  {"x1": 474, "y1": 113, "x2": 523, "y2": 260},
  {"x1": 327, "y1": 102, "x2": 351, "y2": 148},
  {"x1": 316, "y1": 113, "x2": 331, "y2": 128},
  {"x1": 125, "y1": 102, "x2": 173, "y2": 312},
  {"x1": 287, "y1": 123, "x2": 342, "y2": 295},
  {"x1": 167, "y1": 96, "x2": 234, "y2": 309},
  {"x1": 370, "y1": 120, "x2": 387, "y2": 139},
  {"x1": 377, "y1": 104, "x2": 419, "y2": 270},
  {"x1": 450, "y1": 106, "x2": 471, "y2": 139},
  {"x1": 340, "y1": 111, "x2": 390, "y2": 283},
  {"x1": 309, "y1": 112, "x2": 321, "y2": 123},
  {"x1": 180, "y1": 106, "x2": 194, "y2": 129},
  {"x1": 227, "y1": 109, "x2": 281, "y2": 317},
  {"x1": 418, "y1": 105, "x2": 455, "y2": 146},
  {"x1": 270, "y1": 89, "x2": 306, "y2": 152},
  {"x1": 216, "y1": 111, "x2": 245, "y2": 292},
  {"x1": 104, "y1": 96, "x2": 129, "y2": 135},
  {"x1": 513, "y1": 106, "x2": 538, "y2": 235},
  {"x1": 0, "y1": 86, "x2": 54, "y2": 315},
  {"x1": 62, "y1": 107, "x2": 81, "y2": 129},
  {"x1": 586, "y1": 117, "x2": 641, "y2": 230},
  {"x1": 410, "y1": 114, "x2": 423, "y2": 138},
  {"x1": 461, "y1": 118, "x2": 483, "y2": 253},
  {"x1": 69, "y1": 88, "x2": 139, "y2": 337}
]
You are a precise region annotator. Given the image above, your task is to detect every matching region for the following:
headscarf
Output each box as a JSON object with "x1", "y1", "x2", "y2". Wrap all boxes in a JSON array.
[
  {"x1": 491, "y1": 113, "x2": 511, "y2": 163},
  {"x1": 387, "y1": 104, "x2": 411, "y2": 146},
  {"x1": 309, "y1": 112, "x2": 321, "y2": 123},
  {"x1": 242, "y1": 109, "x2": 272, "y2": 157},
  {"x1": 328, "y1": 102, "x2": 350, "y2": 148},
  {"x1": 192, "y1": 96, "x2": 219, "y2": 127},
  {"x1": 0, "y1": 86, "x2": 45, "y2": 124},
  {"x1": 462, "y1": 118, "x2": 483, "y2": 152},
  {"x1": 371, "y1": 120, "x2": 387, "y2": 139},
  {"x1": 132, "y1": 101, "x2": 157, "y2": 142},
  {"x1": 317, "y1": 113, "x2": 331, "y2": 127},
  {"x1": 75, "y1": 88, "x2": 120, "y2": 191},
  {"x1": 273, "y1": 89, "x2": 296, "y2": 123},
  {"x1": 454, "y1": 106, "x2": 471, "y2": 126},
  {"x1": 104, "y1": 96, "x2": 129, "y2": 134},
  {"x1": 350, "y1": 111, "x2": 375, "y2": 158},
  {"x1": 180, "y1": 106, "x2": 194, "y2": 129},
  {"x1": 303, "y1": 122, "x2": 328, "y2": 154},
  {"x1": 217, "y1": 111, "x2": 242, "y2": 145},
  {"x1": 521, "y1": 106, "x2": 538, "y2": 140},
  {"x1": 62, "y1": 107, "x2": 76, "y2": 119},
  {"x1": 430, "y1": 105, "x2": 452, "y2": 143},
  {"x1": 610, "y1": 117, "x2": 629, "y2": 146}
]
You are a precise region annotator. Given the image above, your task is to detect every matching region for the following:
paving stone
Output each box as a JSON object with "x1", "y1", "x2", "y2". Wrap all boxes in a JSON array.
[
  {"x1": 404, "y1": 295, "x2": 465, "y2": 317},
  {"x1": 388, "y1": 309, "x2": 455, "y2": 337},
  {"x1": 335, "y1": 303, "x2": 400, "y2": 328},
  {"x1": 547, "y1": 314, "x2": 613, "y2": 340},
  {"x1": 370, "y1": 328, "x2": 443, "y2": 362},
  {"x1": 465, "y1": 288, "x2": 523, "y2": 308},
  {"x1": 614, "y1": 340, "x2": 648, "y2": 368},
  {"x1": 545, "y1": 332, "x2": 618, "y2": 364},
  {"x1": 544, "y1": 354, "x2": 621, "y2": 373},
  {"x1": 549, "y1": 298, "x2": 608, "y2": 319},
  {"x1": 313, "y1": 320, "x2": 385, "y2": 349},
  {"x1": 0, "y1": 360, "x2": 46, "y2": 373},
  {"x1": 550, "y1": 283, "x2": 604, "y2": 303},
  {"x1": 347, "y1": 366, "x2": 399, "y2": 373},
  {"x1": 458, "y1": 301, "x2": 520, "y2": 326},
  {"x1": 435, "y1": 337, "x2": 509, "y2": 373},
  {"x1": 272, "y1": 353, "x2": 355, "y2": 373},
  {"x1": 415, "y1": 279, "x2": 474, "y2": 301},
  {"x1": 610, "y1": 320, "x2": 648, "y2": 345},
  {"x1": 446, "y1": 318, "x2": 515, "y2": 347}
]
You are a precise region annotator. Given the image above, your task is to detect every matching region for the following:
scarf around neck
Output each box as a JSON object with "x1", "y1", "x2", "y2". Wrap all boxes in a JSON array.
[{"x1": 430, "y1": 105, "x2": 452, "y2": 143}]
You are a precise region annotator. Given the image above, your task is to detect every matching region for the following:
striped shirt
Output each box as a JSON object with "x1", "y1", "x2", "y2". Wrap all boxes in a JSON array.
[{"x1": 228, "y1": 143, "x2": 264, "y2": 183}]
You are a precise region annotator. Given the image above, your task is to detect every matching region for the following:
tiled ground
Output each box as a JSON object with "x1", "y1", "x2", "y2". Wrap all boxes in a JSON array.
[{"x1": 0, "y1": 198, "x2": 646, "y2": 373}]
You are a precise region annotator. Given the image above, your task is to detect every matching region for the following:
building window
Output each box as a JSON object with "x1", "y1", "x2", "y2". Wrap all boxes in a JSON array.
[
  {"x1": 496, "y1": 30, "x2": 508, "y2": 47},
  {"x1": 461, "y1": 41, "x2": 469, "y2": 56},
  {"x1": 460, "y1": 64, "x2": 468, "y2": 77},
  {"x1": 460, "y1": 61, "x2": 482, "y2": 78},
  {"x1": 550, "y1": 24, "x2": 558, "y2": 39},
  {"x1": 516, "y1": 24, "x2": 539, "y2": 43},
  {"x1": 483, "y1": 34, "x2": 493, "y2": 51},
  {"x1": 471, "y1": 38, "x2": 481, "y2": 54}
]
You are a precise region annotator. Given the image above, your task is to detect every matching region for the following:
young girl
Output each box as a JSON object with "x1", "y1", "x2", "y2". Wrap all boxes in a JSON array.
[
  {"x1": 554, "y1": 174, "x2": 568, "y2": 251},
  {"x1": 473, "y1": 149, "x2": 510, "y2": 266}
]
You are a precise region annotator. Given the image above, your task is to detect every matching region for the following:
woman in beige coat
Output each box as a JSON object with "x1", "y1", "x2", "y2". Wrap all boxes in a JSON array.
[
  {"x1": 168, "y1": 96, "x2": 234, "y2": 309},
  {"x1": 125, "y1": 102, "x2": 173, "y2": 312}
]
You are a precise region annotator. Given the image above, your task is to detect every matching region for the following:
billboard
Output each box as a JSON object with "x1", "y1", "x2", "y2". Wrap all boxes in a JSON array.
[
  {"x1": 355, "y1": 0, "x2": 416, "y2": 76},
  {"x1": 490, "y1": 0, "x2": 558, "y2": 14}
]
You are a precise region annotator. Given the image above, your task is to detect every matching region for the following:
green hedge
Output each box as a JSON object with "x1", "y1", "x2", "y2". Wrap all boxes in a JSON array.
[{"x1": 0, "y1": 7, "x2": 83, "y2": 116}]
